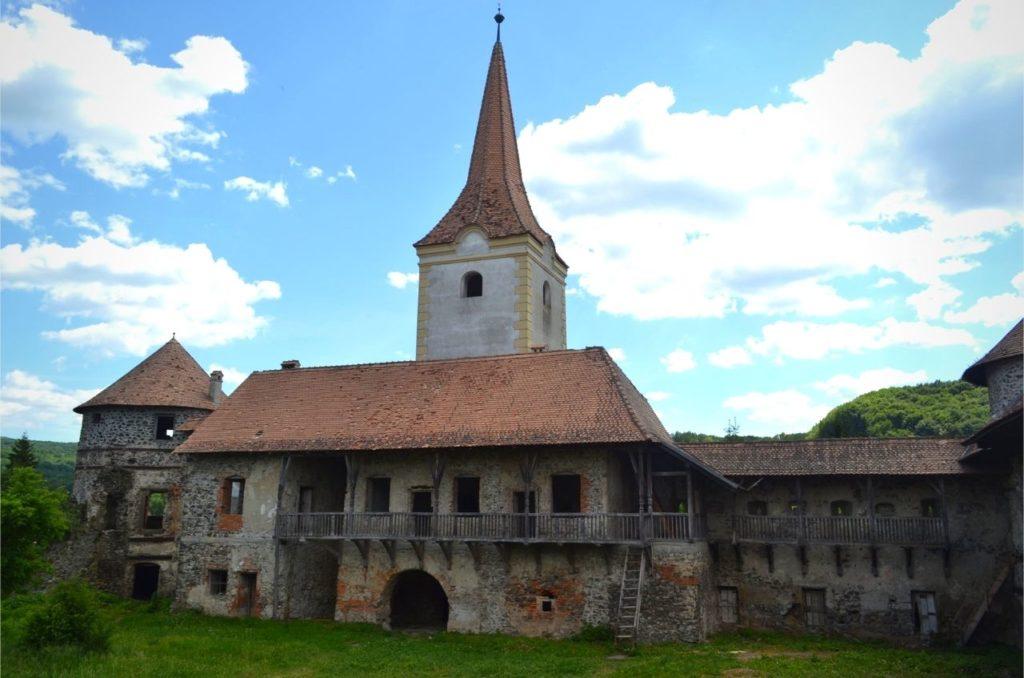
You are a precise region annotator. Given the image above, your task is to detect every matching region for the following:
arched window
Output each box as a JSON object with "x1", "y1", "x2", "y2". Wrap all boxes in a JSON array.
[
  {"x1": 462, "y1": 271, "x2": 483, "y2": 298},
  {"x1": 542, "y1": 281, "x2": 551, "y2": 309}
]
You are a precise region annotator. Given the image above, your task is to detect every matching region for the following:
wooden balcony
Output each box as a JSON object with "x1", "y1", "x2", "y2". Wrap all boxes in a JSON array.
[
  {"x1": 276, "y1": 512, "x2": 705, "y2": 545},
  {"x1": 725, "y1": 514, "x2": 946, "y2": 546}
]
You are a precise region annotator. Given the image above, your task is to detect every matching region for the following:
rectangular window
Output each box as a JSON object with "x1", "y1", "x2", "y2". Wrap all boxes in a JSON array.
[
  {"x1": 803, "y1": 588, "x2": 826, "y2": 628},
  {"x1": 920, "y1": 498, "x2": 939, "y2": 518},
  {"x1": 455, "y1": 477, "x2": 481, "y2": 513},
  {"x1": 912, "y1": 591, "x2": 938, "y2": 636},
  {"x1": 367, "y1": 477, "x2": 390, "y2": 513},
  {"x1": 225, "y1": 478, "x2": 245, "y2": 515},
  {"x1": 718, "y1": 587, "x2": 738, "y2": 624},
  {"x1": 551, "y1": 474, "x2": 581, "y2": 514},
  {"x1": 298, "y1": 486, "x2": 314, "y2": 513},
  {"x1": 209, "y1": 569, "x2": 228, "y2": 596},
  {"x1": 830, "y1": 500, "x2": 852, "y2": 516},
  {"x1": 143, "y1": 491, "x2": 167, "y2": 530},
  {"x1": 155, "y1": 414, "x2": 175, "y2": 440},
  {"x1": 747, "y1": 501, "x2": 768, "y2": 516}
]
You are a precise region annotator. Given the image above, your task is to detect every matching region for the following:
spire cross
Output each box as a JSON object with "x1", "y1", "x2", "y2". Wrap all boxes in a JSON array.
[{"x1": 495, "y1": 4, "x2": 504, "y2": 41}]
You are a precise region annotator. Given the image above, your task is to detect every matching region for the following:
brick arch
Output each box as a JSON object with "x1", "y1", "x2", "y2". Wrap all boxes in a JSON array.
[{"x1": 384, "y1": 569, "x2": 449, "y2": 631}]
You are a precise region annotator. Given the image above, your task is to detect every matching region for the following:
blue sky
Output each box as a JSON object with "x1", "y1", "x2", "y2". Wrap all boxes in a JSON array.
[{"x1": 1, "y1": 0, "x2": 1021, "y2": 441}]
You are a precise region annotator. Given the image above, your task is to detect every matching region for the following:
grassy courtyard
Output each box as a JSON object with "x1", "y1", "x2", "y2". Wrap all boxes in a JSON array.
[{"x1": 2, "y1": 596, "x2": 1020, "y2": 677}]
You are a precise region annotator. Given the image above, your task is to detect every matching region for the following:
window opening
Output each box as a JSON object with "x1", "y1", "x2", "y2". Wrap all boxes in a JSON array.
[
  {"x1": 747, "y1": 501, "x2": 768, "y2": 516},
  {"x1": 538, "y1": 591, "x2": 556, "y2": 613},
  {"x1": 455, "y1": 477, "x2": 481, "y2": 513},
  {"x1": 155, "y1": 415, "x2": 175, "y2": 440},
  {"x1": 874, "y1": 502, "x2": 895, "y2": 517},
  {"x1": 225, "y1": 478, "x2": 245, "y2": 515},
  {"x1": 462, "y1": 271, "x2": 483, "y2": 298},
  {"x1": 912, "y1": 591, "x2": 938, "y2": 636},
  {"x1": 803, "y1": 588, "x2": 826, "y2": 628},
  {"x1": 298, "y1": 486, "x2": 314, "y2": 513},
  {"x1": 551, "y1": 474, "x2": 581, "y2": 513},
  {"x1": 542, "y1": 281, "x2": 551, "y2": 309},
  {"x1": 368, "y1": 477, "x2": 391, "y2": 512},
  {"x1": 830, "y1": 500, "x2": 852, "y2": 516},
  {"x1": 719, "y1": 587, "x2": 738, "y2": 624},
  {"x1": 209, "y1": 569, "x2": 228, "y2": 596},
  {"x1": 513, "y1": 490, "x2": 537, "y2": 538},
  {"x1": 920, "y1": 498, "x2": 939, "y2": 518},
  {"x1": 143, "y1": 491, "x2": 167, "y2": 530}
]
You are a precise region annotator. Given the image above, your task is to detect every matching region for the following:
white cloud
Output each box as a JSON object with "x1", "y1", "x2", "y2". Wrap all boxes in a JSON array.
[
  {"x1": 607, "y1": 347, "x2": 626, "y2": 362},
  {"x1": 208, "y1": 363, "x2": 247, "y2": 392},
  {"x1": 734, "y1": 317, "x2": 976, "y2": 362},
  {"x1": 0, "y1": 370, "x2": 98, "y2": 439},
  {"x1": 1, "y1": 217, "x2": 281, "y2": 356},
  {"x1": 874, "y1": 277, "x2": 898, "y2": 288},
  {"x1": 386, "y1": 271, "x2": 419, "y2": 289},
  {"x1": 518, "y1": 0, "x2": 1023, "y2": 322},
  {"x1": 326, "y1": 165, "x2": 357, "y2": 184},
  {"x1": 0, "y1": 5, "x2": 248, "y2": 187},
  {"x1": 707, "y1": 345, "x2": 753, "y2": 368},
  {"x1": 661, "y1": 347, "x2": 697, "y2": 373},
  {"x1": 814, "y1": 367, "x2": 928, "y2": 399},
  {"x1": 224, "y1": 176, "x2": 289, "y2": 207},
  {"x1": 68, "y1": 210, "x2": 134, "y2": 245},
  {"x1": 723, "y1": 389, "x2": 832, "y2": 431},
  {"x1": 116, "y1": 37, "x2": 147, "y2": 54},
  {"x1": 306, "y1": 165, "x2": 323, "y2": 179},
  {"x1": 944, "y1": 292, "x2": 1024, "y2": 326},
  {"x1": 645, "y1": 390, "x2": 671, "y2": 402},
  {"x1": 0, "y1": 164, "x2": 65, "y2": 226}
]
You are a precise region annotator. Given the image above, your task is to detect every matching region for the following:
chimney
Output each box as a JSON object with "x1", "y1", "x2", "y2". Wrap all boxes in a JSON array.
[
  {"x1": 281, "y1": 360, "x2": 301, "y2": 370},
  {"x1": 209, "y1": 370, "x2": 224, "y2": 404}
]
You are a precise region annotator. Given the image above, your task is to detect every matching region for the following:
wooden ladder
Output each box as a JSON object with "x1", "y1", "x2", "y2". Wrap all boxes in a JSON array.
[
  {"x1": 615, "y1": 546, "x2": 645, "y2": 646},
  {"x1": 959, "y1": 558, "x2": 1015, "y2": 646}
]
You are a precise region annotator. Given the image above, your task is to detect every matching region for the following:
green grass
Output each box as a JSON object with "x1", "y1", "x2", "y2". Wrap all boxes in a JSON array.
[{"x1": 2, "y1": 595, "x2": 1020, "y2": 677}]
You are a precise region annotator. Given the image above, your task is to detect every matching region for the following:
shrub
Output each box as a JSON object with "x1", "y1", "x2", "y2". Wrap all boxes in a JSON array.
[
  {"x1": 22, "y1": 580, "x2": 111, "y2": 653},
  {"x1": 1, "y1": 467, "x2": 70, "y2": 594},
  {"x1": 572, "y1": 624, "x2": 614, "y2": 642}
]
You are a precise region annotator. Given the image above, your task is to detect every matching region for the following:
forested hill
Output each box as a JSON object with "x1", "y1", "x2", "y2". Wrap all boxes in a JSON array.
[
  {"x1": 1, "y1": 436, "x2": 77, "y2": 489},
  {"x1": 673, "y1": 380, "x2": 988, "y2": 443}
]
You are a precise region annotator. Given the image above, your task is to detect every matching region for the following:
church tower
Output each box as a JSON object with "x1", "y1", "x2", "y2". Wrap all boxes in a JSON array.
[{"x1": 414, "y1": 15, "x2": 567, "y2": 360}]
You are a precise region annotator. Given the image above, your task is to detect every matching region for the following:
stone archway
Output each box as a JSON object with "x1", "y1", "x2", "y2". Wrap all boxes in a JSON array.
[{"x1": 387, "y1": 570, "x2": 449, "y2": 630}]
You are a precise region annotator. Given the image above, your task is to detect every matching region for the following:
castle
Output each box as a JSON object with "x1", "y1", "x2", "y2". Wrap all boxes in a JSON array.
[{"x1": 66, "y1": 18, "x2": 1022, "y2": 646}]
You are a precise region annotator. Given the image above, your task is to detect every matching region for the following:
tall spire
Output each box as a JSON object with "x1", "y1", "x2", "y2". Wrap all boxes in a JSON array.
[{"x1": 415, "y1": 15, "x2": 557, "y2": 257}]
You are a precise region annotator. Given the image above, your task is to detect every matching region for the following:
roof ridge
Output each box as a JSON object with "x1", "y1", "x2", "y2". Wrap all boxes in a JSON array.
[{"x1": 251, "y1": 347, "x2": 602, "y2": 374}]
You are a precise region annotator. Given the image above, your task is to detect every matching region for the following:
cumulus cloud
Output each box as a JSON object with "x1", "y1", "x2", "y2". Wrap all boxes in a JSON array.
[
  {"x1": 1, "y1": 216, "x2": 282, "y2": 356},
  {"x1": 813, "y1": 367, "x2": 928, "y2": 399},
  {"x1": 305, "y1": 166, "x2": 323, "y2": 179},
  {"x1": 116, "y1": 37, "x2": 147, "y2": 54},
  {"x1": 661, "y1": 347, "x2": 696, "y2": 373},
  {"x1": 386, "y1": 271, "x2": 419, "y2": 289},
  {"x1": 0, "y1": 370, "x2": 98, "y2": 439},
  {"x1": 326, "y1": 165, "x2": 357, "y2": 184},
  {"x1": 0, "y1": 164, "x2": 65, "y2": 225},
  {"x1": 224, "y1": 176, "x2": 289, "y2": 207},
  {"x1": 707, "y1": 345, "x2": 753, "y2": 368},
  {"x1": 723, "y1": 389, "x2": 832, "y2": 431},
  {"x1": 645, "y1": 390, "x2": 671, "y2": 402},
  {"x1": 0, "y1": 5, "x2": 248, "y2": 187},
  {"x1": 721, "y1": 317, "x2": 977, "y2": 363},
  {"x1": 607, "y1": 347, "x2": 626, "y2": 362},
  {"x1": 944, "y1": 292, "x2": 1024, "y2": 326},
  {"x1": 518, "y1": 0, "x2": 1023, "y2": 322},
  {"x1": 874, "y1": 277, "x2": 898, "y2": 288},
  {"x1": 208, "y1": 363, "x2": 247, "y2": 392}
]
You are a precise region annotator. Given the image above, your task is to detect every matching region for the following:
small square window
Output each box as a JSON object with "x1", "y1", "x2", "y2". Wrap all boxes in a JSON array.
[
  {"x1": 209, "y1": 569, "x2": 228, "y2": 595},
  {"x1": 538, "y1": 596, "x2": 555, "y2": 613},
  {"x1": 156, "y1": 415, "x2": 175, "y2": 440}
]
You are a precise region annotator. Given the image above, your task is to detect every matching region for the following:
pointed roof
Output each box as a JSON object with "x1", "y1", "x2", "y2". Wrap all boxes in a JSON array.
[
  {"x1": 962, "y1": 319, "x2": 1023, "y2": 385},
  {"x1": 74, "y1": 338, "x2": 218, "y2": 413},
  {"x1": 416, "y1": 39, "x2": 558, "y2": 259}
]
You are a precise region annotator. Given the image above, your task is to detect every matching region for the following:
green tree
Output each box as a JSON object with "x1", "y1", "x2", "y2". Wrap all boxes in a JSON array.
[
  {"x1": 8, "y1": 433, "x2": 38, "y2": 469},
  {"x1": 1, "y1": 467, "x2": 70, "y2": 595}
]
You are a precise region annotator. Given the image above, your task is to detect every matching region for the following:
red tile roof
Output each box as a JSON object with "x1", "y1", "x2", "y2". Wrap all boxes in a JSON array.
[
  {"x1": 962, "y1": 319, "x2": 1022, "y2": 385},
  {"x1": 74, "y1": 338, "x2": 217, "y2": 413},
  {"x1": 177, "y1": 348, "x2": 671, "y2": 454},
  {"x1": 415, "y1": 40, "x2": 560, "y2": 262},
  {"x1": 680, "y1": 438, "x2": 984, "y2": 476}
]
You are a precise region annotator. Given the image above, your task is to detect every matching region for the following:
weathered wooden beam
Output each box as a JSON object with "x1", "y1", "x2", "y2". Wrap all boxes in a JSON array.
[
  {"x1": 566, "y1": 544, "x2": 577, "y2": 574},
  {"x1": 352, "y1": 539, "x2": 370, "y2": 568},
  {"x1": 379, "y1": 539, "x2": 396, "y2": 567},
  {"x1": 870, "y1": 546, "x2": 879, "y2": 577},
  {"x1": 798, "y1": 545, "x2": 808, "y2": 576},
  {"x1": 495, "y1": 542, "x2": 512, "y2": 571},
  {"x1": 766, "y1": 544, "x2": 774, "y2": 574},
  {"x1": 438, "y1": 541, "x2": 453, "y2": 570},
  {"x1": 904, "y1": 546, "x2": 914, "y2": 579},
  {"x1": 834, "y1": 545, "x2": 843, "y2": 577},
  {"x1": 467, "y1": 542, "x2": 483, "y2": 570},
  {"x1": 734, "y1": 544, "x2": 743, "y2": 571},
  {"x1": 410, "y1": 540, "x2": 425, "y2": 568}
]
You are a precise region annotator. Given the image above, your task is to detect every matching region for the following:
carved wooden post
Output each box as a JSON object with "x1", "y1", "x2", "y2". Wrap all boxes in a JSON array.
[
  {"x1": 431, "y1": 451, "x2": 446, "y2": 539},
  {"x1": 685, "y1": 469, "x2": 695, "y2": 542},
  {"x1": 344, "y1": 454, "x2": 361, "y2": 514}
]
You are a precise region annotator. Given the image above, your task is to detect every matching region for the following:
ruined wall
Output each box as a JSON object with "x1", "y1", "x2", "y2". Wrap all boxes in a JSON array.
[
  {"x1": 985, "y1": 358, "x2": 1023, "y2": 420},
  {"x1": 640, "y1": 542, "x2": 715, "y2": 642},
  {"x1": 704, "y1": 474, "x2": 1012, "y2": 643}
]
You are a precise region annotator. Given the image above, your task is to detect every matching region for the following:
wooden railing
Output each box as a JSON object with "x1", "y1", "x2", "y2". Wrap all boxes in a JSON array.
[
  {"x1": 727, "y1": 514, "x2": 946, "y2": 546},
  {"x1": 277, "y1": 512, "x2": 705, "y2": 544}
]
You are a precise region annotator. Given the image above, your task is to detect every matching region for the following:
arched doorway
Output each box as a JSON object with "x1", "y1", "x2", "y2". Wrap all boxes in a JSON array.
[
  {"x1": 131, "y1": 563, "x2": 160, "y2": 600},
  {"x1": 388, "y1": 570, "x2": 449, "y2": 630}
]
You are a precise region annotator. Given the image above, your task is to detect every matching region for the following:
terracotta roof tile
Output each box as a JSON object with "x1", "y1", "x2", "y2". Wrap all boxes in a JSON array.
[
  {"x1": 178, "y1": 348, "x2": 668, "y2": 454},
  {"x1": 962, "y1": 319, "x2": 1022, "y2": 385},
  {"x1": 415, "y1": 41, "x2": 558, "y2": 260},
  {"x1": 74, "y1": 338, "x2": 217, "y2": 413},
  {"x1": 681, "y1": 438, "x2": 982, "y2": 476}
]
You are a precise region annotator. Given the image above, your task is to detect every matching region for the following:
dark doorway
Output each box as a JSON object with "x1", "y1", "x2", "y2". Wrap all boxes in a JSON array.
[
  {"x1": 239, "y1": 572, "x2": 258, "y2": 617},
  {"x1": 411, "y1": 490, "x2": 432, "y2": 537},
  {"x1": 455, "y1": 477, "x2": 480, "y2": 513},
  {"x1": 551, "y1": 474, "x2": 581, "y2": 513},
  {"x1": 131, "y1": 563, "x2": 160, "y2": 600},
  {"x1": 368, "y1": 478, "x2": 391, "y2": 512},
  {"x1": 389, "y1": 570, "x2": 449, "y2": 630}
]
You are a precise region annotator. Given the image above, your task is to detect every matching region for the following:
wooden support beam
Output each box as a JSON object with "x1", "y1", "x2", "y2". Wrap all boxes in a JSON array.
[
  {"x1": 734, "y1": 544, "x2": 743, "y2": 571},
  {"x1": 904, "y1": 547, "x2": 914, "y2": 579},
  {"x1": 344, "y1": 455, "x2": 361, "y2": 514},
  {"x1": 566, "y1": 544, "x2": 577, "y2": 574},
  {"x1": 379, "y1": 539, "x2": 396, "y2": 567},
  {"x1": 834, "y1": 545, "x2": 843, "y2": 577},
  {"x1": 943, "y1": 548, "x2": 951, "y2": 579},
  {"x1": 467, "y1": 542, "x2": 483, "y2": 570},
  {"x1": 686, "y1": 470, "x2": 695, "y2": 542},
  {"x1": 601, "y1": 545, "x2": 612, "y2": 575},
  {"x1": 410, "y1": 540, "x2": 425, "y2": 569},
  {"x1": 352, "y1": 539, "x2": 370, "y2": 568},
  {"x1": 438, "y1": 541, "x2": 453, "y2": 570},
  {"x1": 496, "y1": 542, "x2": 512, "y2": 571},
  {"x1": 870, "y1": 546, "x2": 879, "y2": 577},
  {"x1": 766, "y1": 544, "x2": 775, "y2": 574},
  {"x1": 799, "y1": 545, "x2": 808, "y2": 577},
  {"x1": 431, "y1": 452, "x2": 447, "y2": 521},
  {"x1": 866, "y1": 477, "x2": 876, "y2": 546}
]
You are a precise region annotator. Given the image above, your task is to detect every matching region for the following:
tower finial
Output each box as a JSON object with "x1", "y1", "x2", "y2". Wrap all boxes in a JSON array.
[{"x1": 494, "y1": 4, "x2": 504, "y2": 41}]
